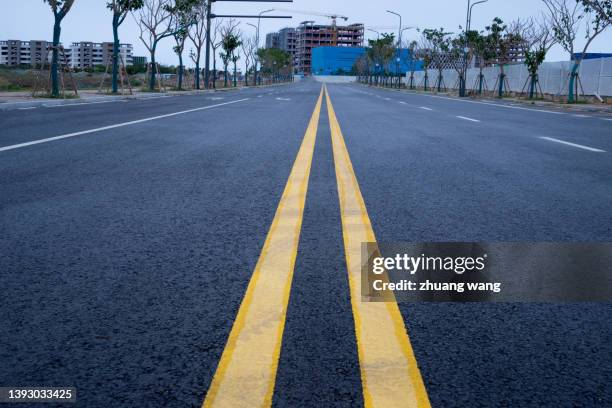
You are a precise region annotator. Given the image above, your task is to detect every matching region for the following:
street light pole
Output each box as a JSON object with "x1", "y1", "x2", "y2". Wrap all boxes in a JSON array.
[
  {"x1": 460, "y1": 0, "x2": 488, "y2": 97},
  {"x1": 203, "y1": 0, "x2": 294, "y2": 90},
  {"x1": 386, "y1": 10, "x2": 402, "y2": 88},
  {"x1": 253, "y1": 9, "x2": 273, "y2": 85}
]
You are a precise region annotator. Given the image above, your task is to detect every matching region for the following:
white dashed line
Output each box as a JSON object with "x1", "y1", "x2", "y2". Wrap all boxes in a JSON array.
[
  {"x1": 539, "y1": 137, "x2": 605, "y2": 153},
  {"x1": 456, "y1": 115, "x2": 481, "y2": 122},
  {"x1": 0, "y1": 99, "x2": 249, "y2": 153},
  {"x1": 18, "y1": 107, "x2": 37, "y2": 110},
  {"x1": 419, "y1": 106, "x2": 433, "y2": 111}
]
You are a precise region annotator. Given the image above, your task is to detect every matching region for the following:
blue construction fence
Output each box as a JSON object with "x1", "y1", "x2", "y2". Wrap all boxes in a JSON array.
[{"x1": 310, "y1": 46, "x2": 423, "y2": 76}]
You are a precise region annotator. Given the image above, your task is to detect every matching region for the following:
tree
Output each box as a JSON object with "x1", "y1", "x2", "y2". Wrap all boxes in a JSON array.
[
  {"x1": 220, "y1": 21, "x2": 241, "y2": 88},
  {"x1": 484, "y1": 17, "x2": 527, "y2": 97},
  {"x1": 134, "y1": 0, "x2": 196, "y2": 91},
  {"x1": 422, "y1": 28, "x2": 452, "y2": 92},
  {"x1": 543, "y1": 0, "x2": 610, "y2": 102},
  {"x1": 366, "y1": 34, "x2": 395, "y2": 86},
  {"x1": 169, "y1": 0, "x2": 198, "y2": 90},
  {"x1": 107, "y1": 1, "x2": 144, "y2": 94},
  {"x1": 417, "y1": 33, "x2": 434, "y2": 91},
  {"x1": 257, "y1": 48, "x2": 292, "y2": 82},
  {"x1": 581, "y1": 0, "x2": 612, "y2": 23},
  {"x1": 522, "y1": 16, "x2": 557, "y2": 98},
  {"x1": 43, "y1": 0, "x2": 75, "y2": 97},
  {"x1": 187, "y1": 0, "x2": 206, "y2": 89},
  {"x1": 209, "y1": 18, "x2": 225, "y2": 88},
  {"x1": 240, "y1": 35, "x2": 257, "y2": 86},
  {"x1": 402, "y1": 40, "x2": 419, "y2": 89}
]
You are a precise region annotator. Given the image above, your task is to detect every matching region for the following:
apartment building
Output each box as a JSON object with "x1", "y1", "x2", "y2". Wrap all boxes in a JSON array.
[
  {"x1": 0, "y1": 40, "x2": 56, "y2": 67},
  {"x1": 69, "y1": 42, "x2": 133, "y2": 69},
  {"x1": 1, "y1": 40, "x2": 133, "y2": 69}
]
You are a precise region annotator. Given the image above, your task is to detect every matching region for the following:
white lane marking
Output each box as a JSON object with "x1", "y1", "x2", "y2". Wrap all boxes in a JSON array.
[
  {"x1": 600, "y1": 117, "x2": 612, "y2": 121},
  {"x1": 456, "y1": 115, "x2": 480, "y2": 122},
  {"x1": 209, "y1": 97, "x2": 224, "y2": 100},
  {"x1": 399, "y1": 101, "x2": 408, "y2": 105},
  {"x1": 276, "y1": 97, "x2": 291, "y2": 101},
  {"x1": 539, "y1": 137, "x2": 605, "y2": 153},
  {"x1": 44, "y1": 100, "x2": 120, "y2": 108},
  {"x1": 257, "y1": 95, "x2": 263, "y2": 98},
  {"x1": 572, "y1": 114, "x2": 590, "y2": 118},
  {"x1": 18, "y1": 107, "x2": 37, "y2": 110},
  {"x1": 0, "y1": 99, "x2": 249, "y2": 153},
  {"x1": 419, "y1": 93, "x2": 567, "y2": 115},
  {"x1": 384, "y1": 97, "x2": 391, "y2": 101},
  {"x1": 419, "y1": 106, "x2": 433, "y2": 111}
]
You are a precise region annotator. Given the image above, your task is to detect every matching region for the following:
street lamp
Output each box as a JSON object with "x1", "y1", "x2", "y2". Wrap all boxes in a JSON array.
[
  {"x1": 253, "y1": 9, "x2": 273, "y2": 86},
  {"x1": 460, "y1": 0, "x2": 489, "y2": 97},
  {"x1": 367, "y1": 28, "x2": 381, "y2": 40},
  {"x1": 386, "y1": 10, "x2": 402, "y2": 88}
]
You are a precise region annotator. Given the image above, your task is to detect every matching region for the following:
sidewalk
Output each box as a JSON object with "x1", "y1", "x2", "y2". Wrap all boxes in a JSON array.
[{"x1": 0, "y1": 83, "x2": 288, "y2": 111}]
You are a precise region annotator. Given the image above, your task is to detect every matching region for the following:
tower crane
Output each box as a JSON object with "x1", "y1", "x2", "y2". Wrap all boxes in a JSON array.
[
  {"x1": 274, "y1": 9, "x2": 350, "y2": 45},
  {"x1": 273, "y1": 9, "x2": 349, "y2": 28}
]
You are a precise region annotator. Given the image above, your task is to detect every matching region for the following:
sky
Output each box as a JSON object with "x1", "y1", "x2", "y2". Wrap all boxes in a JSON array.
[{"x1": 3, "y1": 0, "x2": 612, "y2": 70}]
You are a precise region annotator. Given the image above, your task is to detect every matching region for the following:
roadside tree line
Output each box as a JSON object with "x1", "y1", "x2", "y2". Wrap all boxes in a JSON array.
[
  {"x1": 353, "y1": 0, "x2": 612, "y2": 102},
  {"x1": 41, "y1": 0, "x2": 293, "y2": 97}
]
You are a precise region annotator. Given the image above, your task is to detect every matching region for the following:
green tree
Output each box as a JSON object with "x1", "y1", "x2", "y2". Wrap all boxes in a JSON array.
[
  {"x1": 220, "y1": 21, "x2": 241, "y2": 87},
  {"x1": 544, "y1": 0, "x2": 610, "y2": 102},
  {"x1": 187, "y1": 1, "x2": 207, "y2": 89},
  {"x1": 107, "y1": 1, "x2": 144, "y2": 94},
  {"x1": 422, "y1": 28, "x2": 452, "y2": 92},
  {"x1": 43, "y1": 0, "x2": 75, "y2": 97}
]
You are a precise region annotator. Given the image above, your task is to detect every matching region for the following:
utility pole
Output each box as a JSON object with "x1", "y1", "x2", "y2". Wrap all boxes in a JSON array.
[{"x1": 204, "y1": 0, "x2": 293, "y2": 90}]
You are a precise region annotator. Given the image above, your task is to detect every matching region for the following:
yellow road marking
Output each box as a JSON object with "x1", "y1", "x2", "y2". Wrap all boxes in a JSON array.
[
  {"x1": 202, "y1": 87, "x2": 324, "y2": 408},
  {"x1": 325, "y1": 85, "x2": 431, "y2": 408}
]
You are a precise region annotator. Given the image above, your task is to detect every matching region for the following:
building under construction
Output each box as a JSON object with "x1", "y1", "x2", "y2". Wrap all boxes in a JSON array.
[
  {"x1": 295, "y1": 22, "x2": 364, "y2": 75},
  {"x1": 266, "y1": 22, "x2": 364, "y2": 75}
]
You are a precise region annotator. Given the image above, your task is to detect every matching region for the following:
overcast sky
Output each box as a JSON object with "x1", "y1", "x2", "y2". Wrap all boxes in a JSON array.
[{"x1": 3, "y1": 0, "x2": 612, "y2": 69}]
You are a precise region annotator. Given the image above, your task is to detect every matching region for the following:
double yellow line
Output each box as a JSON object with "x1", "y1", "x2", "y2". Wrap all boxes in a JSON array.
[{"x1": 203, "y1": 85, "x2": 430, "y2": 408}]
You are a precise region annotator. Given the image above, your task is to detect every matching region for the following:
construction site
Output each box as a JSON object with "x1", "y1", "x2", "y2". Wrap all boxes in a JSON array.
[{"x1": 266, "y1": 9, "x2": 365, "y2": 75}]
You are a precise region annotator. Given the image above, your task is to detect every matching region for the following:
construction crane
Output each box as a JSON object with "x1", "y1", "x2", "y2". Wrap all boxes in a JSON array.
[
  {"x1": 273, "y1": 9, "x2": 349, "y2": 46},
  {"x1": 273, "y1": 9, "x2": 349, "y2": 28}
]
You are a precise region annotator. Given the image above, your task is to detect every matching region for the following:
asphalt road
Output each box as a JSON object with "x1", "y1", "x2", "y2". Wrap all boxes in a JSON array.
[{"x1": 1, "y1": 80, "x2": 611, "y2": 407}]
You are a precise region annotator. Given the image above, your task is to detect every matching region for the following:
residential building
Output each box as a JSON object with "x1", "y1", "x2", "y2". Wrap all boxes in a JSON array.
[
  {"x1": 265, "y1": 32, "x2": 279, "y2": 49},
  {"x1": 69, "y1": 42, "x2": 133, "y2": 69},
  {"x1": 133, "y1": 56, "x2": 147, "y2": 67},
  {"x1": 1, "y1": 39, "x2": 133, "y2": 69},
  {"x1": 0, "y1": 40, "x2": 56, "y2": 67}
]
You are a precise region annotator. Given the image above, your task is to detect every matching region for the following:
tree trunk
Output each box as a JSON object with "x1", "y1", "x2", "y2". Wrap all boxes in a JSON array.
[
  {"x1": 195, "y1": 59, "x2": 200, "y2": 90},
  {"x1": 149, "y1": 46, "x2": 157, "y2": 91},
  {"x1": 224, "y1": 64, "x2": 228, "y2": 87},
  {"x1": 177, "y1": 52, "x2": 183, "y2": 90},
  {"x1": 497, "y1": 65, "x2": 505, "y2": 98},
  {"x1": 112, "y1": 14, "x2": 120, "y2": 94},
  {"x1": 212, "y1": 55, "x2": 217, "y2": 89},
  {"x1": 568, "y1": 62, "x2": 580, "y2": 104},
  {"x1": 233, "y1": 61, "x2": 237, "y2": 87},
  {"x1": 51, "y1": 19, "x2": 62, "y2": 97}
]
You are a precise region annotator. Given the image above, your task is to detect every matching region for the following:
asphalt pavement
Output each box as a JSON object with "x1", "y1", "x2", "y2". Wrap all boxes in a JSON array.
[{"x1": 1, "y1": 80, "x2": 611, "y2": 407}]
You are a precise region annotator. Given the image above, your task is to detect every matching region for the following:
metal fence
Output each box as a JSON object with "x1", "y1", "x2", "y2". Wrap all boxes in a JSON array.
[{"x1": 407, "y1": 57, "x2": 612, "y2": 97}]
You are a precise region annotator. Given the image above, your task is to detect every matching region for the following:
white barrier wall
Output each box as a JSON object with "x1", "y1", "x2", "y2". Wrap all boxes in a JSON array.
[
  {"x1": 406, "y1": 57, "x2": 612, "y2": 97},
  {"x1": 313, "y1": 75, "x2": 358, "y2": 83}
]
